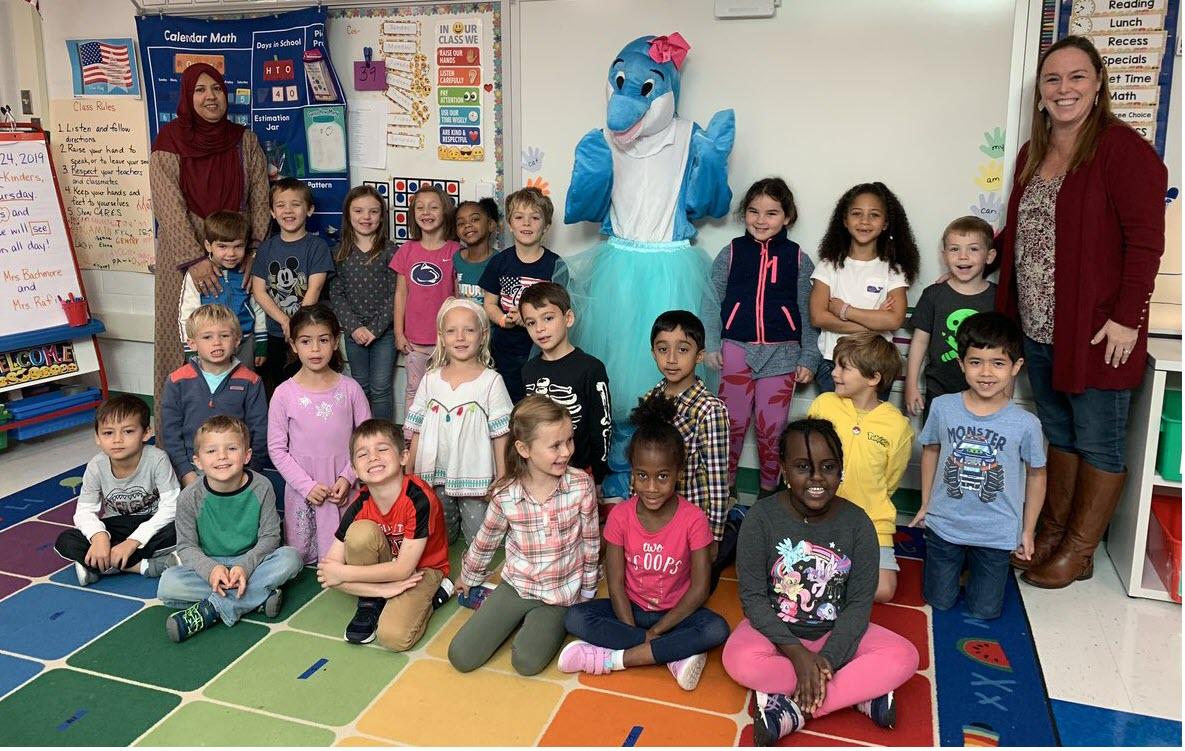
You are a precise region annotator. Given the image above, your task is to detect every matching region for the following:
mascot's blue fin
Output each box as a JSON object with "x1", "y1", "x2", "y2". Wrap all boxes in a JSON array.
[
  {"x1": 564, "y1": 128, "x2": 614, "y2": 225},
  {"x1": 683, "y1": 108, "x2": 736, "y2": 224}
]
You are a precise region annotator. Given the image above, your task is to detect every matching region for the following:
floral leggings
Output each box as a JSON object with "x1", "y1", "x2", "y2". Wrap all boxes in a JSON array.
[{"x1": 719, "y1": 341, "x2": 797, "y2": 490}]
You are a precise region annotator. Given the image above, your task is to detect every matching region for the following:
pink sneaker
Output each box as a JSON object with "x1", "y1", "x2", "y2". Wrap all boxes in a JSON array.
[
  {"x1": 557, "y1": 640, "x2": 614, "y2": 675},
  {"x1": 667, "y1": 653, "x2": 707, "y2": 690}
]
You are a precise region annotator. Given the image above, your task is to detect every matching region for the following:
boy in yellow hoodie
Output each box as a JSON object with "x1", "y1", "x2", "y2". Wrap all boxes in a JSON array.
[{"x1": 808, "y1": 332, "x2": 912, "y2": 603}]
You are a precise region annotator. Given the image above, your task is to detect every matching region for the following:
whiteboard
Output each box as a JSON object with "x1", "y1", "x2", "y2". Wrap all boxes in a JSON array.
[
  {"x1": 513, "y1": 0, "x2": 1021, "y2": 292},
  {"x1": 0, "y1": 133, "x2": 86, "y2": 337}
]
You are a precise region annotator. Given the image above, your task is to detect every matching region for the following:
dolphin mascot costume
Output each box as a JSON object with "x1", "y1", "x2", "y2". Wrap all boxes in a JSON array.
[{"x1": 565, "y1": 33, "x2": 735, "y2": 498}]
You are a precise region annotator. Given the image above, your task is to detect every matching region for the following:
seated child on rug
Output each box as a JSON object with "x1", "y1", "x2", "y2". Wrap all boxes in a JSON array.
[
  {"x1": 807, "y1": 332, "x2": 912, "y2": 603},
  {"x1": 448, "y1": 395, "x2": 600, "y2": 676},
  {"x1": 177, "y1": 210, "x2": 266, "y2": 370},
  {"x1": 405, "y1": 297, "x2": 513, "y2": 546},
  {"x1": 54, "y1": 395, "x2": 180, "y2": 586},
  {"x1": 520, "y1": 281, "x2": 612, "y2": 484},
  {"x1": 317, "y1": 419, "x2": 451, "y2": 651},
  {"x1": 643, "y1": 311, "x2": 729, "y2": 548},
  {"x1": 723, "y1": 418, "x2": 919, "y2": 745},
  {"x1": 559, "y1": 393, "x2": 729, "y2": 691},
  {"x1": 161, "y1": 303, "x2": 268, "y2": 487},
  {"x1": 912, "y1": 312, "x2": 1046, "y2": 619},
  {"x1": 158, "y1": 415, "x2": 302, "y2": 643}
]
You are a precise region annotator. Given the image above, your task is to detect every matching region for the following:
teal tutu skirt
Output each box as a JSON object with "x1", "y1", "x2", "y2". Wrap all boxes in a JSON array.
[{"x1": 568, "y1": 236, "x2": 717, "y2": 424}]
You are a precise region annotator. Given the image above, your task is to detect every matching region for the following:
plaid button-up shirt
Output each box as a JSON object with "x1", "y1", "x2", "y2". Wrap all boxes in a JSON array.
[
  {"x1": 460, "y1": 467, "x2": 600, "y2": 606},
  {"x1": 644, "y1": 378, "x2": 730, "y2": 540}
]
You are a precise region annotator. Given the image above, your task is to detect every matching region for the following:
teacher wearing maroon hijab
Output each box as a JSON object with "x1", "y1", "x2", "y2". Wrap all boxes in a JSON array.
[
  {"x1": 996, "y1": 36, "x2": 1166, "y2": 590},
  {"x1": 148, "y1": 63, "x2": 270, "y2": 411}
]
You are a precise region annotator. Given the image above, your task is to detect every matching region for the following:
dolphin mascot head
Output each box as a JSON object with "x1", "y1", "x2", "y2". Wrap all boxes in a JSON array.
[{"x1": 604, "y1": 33, "x2": 689, "y2": 148}]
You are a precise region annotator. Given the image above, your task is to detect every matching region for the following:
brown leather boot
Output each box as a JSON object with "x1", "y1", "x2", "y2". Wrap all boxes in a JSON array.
[
  {"x1": 1022, "y1": 462, "x2": 1127, "y2": 589},
  {"x1": 1011, "y1": 447, "x2": 1079, "y2": 571}
]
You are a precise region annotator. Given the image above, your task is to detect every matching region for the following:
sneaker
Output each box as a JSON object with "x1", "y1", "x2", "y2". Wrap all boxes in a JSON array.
[
  {"x1": 166, "y1": 600, "x2": 219, "y2": 643},
  {"x1": 856, "y1": 690, "x2": 896, "y2": 728},
  {"x1": 753, "y1": 692, "x2": 804, "y2": 746},
  {"x1": 263, "y1": 588, "x2": 284, "y2": 618},
  {"x1": 667, "y1": 653, "x2": 707, "y2": 690},
  {"x1": 74, "y1": 562, "x2": 100, "y2": 587},
  {"x1": 556, "y1": 640, "x2": 614, "y2": 675},
  {"x1": 344, "y1": 597, "x2": 385, "y2": 644},
  {"x1": 142, "y1": 552, "x2": 179, "y2": 578}
]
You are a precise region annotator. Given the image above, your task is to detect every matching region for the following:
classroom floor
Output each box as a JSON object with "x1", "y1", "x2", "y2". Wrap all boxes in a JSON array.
[{"x1": 0, "y1": 428, "x2": 1180, "y2": 747}]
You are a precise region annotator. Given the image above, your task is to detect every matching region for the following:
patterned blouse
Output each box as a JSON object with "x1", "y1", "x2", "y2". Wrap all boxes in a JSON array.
[{"x1": 1014, "y1": 173, "x2": 1065, "y2": 344}]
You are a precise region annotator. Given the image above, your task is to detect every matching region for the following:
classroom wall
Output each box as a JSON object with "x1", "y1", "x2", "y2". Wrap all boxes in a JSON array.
[{"x1": 38, "y1": 0, "x2": 156, "y2": 397}]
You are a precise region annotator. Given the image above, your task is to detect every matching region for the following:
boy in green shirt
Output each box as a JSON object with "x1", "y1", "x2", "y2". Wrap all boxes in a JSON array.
[{"x1": 158, "y1": 415, "x2": 302, "y2": 642}]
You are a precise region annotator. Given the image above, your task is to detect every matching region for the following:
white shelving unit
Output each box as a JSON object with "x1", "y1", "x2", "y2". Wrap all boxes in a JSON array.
[{"x1": 1107, "y1": 337, "x2": 1182, "y2": 602}]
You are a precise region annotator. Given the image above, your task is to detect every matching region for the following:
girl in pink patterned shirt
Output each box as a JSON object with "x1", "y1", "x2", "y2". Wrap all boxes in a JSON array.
[
  {"x1": 448, "y1": 395, "x2": 600, "y2": 676},
  {"x1": 557, "y1": 393, "x2": 730, "y2": 690}
]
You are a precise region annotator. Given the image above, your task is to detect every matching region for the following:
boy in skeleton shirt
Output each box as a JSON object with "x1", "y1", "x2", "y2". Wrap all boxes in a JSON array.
[{"x1": 520, "y1": 282, "x2": 612, "y2": 484}]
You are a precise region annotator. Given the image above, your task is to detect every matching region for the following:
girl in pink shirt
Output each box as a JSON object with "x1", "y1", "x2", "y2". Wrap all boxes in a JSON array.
[
  {"x1": 390, "y1": 185, "x2": 461, "y2": 419},
  {"x1": 558, "y1": 393, "x2": 730, "y2": 690}
]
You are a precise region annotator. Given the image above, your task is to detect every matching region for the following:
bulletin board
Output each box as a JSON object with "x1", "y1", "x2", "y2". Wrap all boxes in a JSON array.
[{"x1": 326, "y1": 3, "x2": 503, "y2": 241}]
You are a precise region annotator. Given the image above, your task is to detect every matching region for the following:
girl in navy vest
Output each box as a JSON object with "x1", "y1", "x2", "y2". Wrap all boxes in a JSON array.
[{"x1": 702, "y1": 178, "x2": 821, "y2": 500}]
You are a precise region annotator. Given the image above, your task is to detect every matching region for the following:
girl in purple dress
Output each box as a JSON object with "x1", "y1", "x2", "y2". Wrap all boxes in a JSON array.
[{"x1": 268, "y1": 304, "x2": 372, "y2": 562}]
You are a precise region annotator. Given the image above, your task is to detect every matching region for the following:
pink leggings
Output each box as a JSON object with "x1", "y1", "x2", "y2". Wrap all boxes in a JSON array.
[
  {"x1": 722, "y1": 619, "x2": 918, "y2": 718},
  {"x1": 719, "y1": 341, "x2": 797, "y2": 489}
]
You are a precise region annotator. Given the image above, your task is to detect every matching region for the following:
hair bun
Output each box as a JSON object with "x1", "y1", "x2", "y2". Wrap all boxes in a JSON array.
[{"x1": 630, "y1": 391, "x2": 678, "y2": 428}]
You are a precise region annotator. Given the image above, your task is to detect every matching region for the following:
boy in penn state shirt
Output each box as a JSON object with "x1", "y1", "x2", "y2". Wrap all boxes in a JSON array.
[
  {"x1": 520, "y1": 282, "x2": 612, "y2": 484},
  {"x1": 911, "y1": 312, "x2": 1046, "y2": 620}
]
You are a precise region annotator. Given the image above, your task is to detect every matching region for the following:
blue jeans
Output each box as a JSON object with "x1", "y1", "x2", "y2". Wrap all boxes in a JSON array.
[
  {"x1": 922, "y1": 528, "x2": 1011, "y2": 620},
  {"x1": 815, "y1": 359, "x2": 835, "y2": 392},
  {"x1": 157, "y1": 547, "x2": 303, "y2": 626},
  {"x1": 1022, "y1": 336, "x2": 1131, "y2": 472},
  {"x1": 345, "y1": 330, "x2": 396, "y2": 422},
  {"x1": 564, "y1": 598, "x2": 731, "y2": 664}
]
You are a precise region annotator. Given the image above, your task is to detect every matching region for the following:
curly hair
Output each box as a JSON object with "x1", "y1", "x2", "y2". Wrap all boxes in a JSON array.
[
  {"x1": 627, "y1": 392, "x2": 686, "y2": 470},
  {"x1": 816, "y1": 182, "x2": 919, "y2": 283}
]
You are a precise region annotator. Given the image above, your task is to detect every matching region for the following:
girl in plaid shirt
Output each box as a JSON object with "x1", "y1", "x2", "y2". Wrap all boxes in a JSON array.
[{"x1": 448, "y1": 395, "x2": 601, "y2": 676}]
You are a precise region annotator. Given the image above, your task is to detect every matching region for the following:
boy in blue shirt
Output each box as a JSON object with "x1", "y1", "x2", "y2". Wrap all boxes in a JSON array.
[
  {"x1": 911, "y1": 312, "x2": 1046, "y2": 620},
  {"x1": 178, "y1": 210, "x2": 266, "y2": 369},
  {"x1": 250, "y1": 177, "x2": 334, "y2": 394},
  {"x1": 161, "y1": 304, "x2": 268, "y2": 487}
]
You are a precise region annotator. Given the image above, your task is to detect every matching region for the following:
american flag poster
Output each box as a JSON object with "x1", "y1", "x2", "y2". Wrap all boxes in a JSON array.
[{"x1": 67, "y1": 38, "x2": 141, "y2": 97}]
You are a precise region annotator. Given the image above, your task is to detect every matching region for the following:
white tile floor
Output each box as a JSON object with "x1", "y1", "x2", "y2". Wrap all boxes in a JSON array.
[{"x1": 2, "y1": 425, "x2": 1182, "y2": 725}]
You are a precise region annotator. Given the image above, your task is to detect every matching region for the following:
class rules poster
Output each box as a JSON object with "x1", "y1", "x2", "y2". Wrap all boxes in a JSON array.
[{"x1": 137, "y1": 7, "x2": 349, "y2": 236}]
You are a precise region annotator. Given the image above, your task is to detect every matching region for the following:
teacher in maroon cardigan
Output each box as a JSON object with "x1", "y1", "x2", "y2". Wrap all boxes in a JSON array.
[{"x1": 996, "y1": 35, "x2": 1167, "y2": 590}]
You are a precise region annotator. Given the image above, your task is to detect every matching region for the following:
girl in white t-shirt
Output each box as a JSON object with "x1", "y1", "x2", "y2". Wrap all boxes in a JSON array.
[
  {"x1": 809, "y1": 182, "x2": 919, "y2": 392},
  {"x1": 405, "y1": 297, "x2": 513, "y2": 545}
]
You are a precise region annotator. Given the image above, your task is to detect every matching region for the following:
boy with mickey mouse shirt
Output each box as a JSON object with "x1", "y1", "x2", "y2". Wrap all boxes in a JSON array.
[{"x1": 251, "y1": 177, "x2": 334, "y2": 394}]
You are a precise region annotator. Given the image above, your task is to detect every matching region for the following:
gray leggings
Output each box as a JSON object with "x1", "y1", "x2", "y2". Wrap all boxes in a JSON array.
[
  {"x1": 435, "y1": 486, "x2": 488, "y2": 546},
  {"x1": 447, "y1": 583, "x2": 568, "y2": 676}
]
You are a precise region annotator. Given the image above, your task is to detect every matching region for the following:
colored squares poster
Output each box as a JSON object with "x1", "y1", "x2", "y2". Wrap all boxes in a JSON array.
[
  {"x1": 390, "y1": 178, "x2": 461, "y2": 240},
  {"x1": 436, "y1": 19, "x2": 484, "y2": 162},
  {"x1": 1058, "y1": 0, "x2": 1180, "y2": 155}
]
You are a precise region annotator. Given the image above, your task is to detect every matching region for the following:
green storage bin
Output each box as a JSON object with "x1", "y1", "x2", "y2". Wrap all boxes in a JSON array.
[
  {"x1": 0, "y1": 404, "x2": 10, "y2": 452},
  {"x1": 1158, "y1": 389, "x2": 1182, "y2": 482}
]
